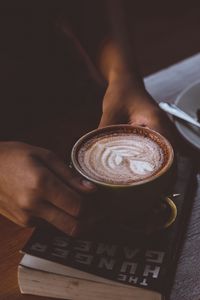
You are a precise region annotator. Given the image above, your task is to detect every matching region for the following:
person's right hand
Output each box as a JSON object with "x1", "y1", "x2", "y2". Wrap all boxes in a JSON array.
[{"x1": 0, "y1": 142, "x2": 96, "y2": 236}]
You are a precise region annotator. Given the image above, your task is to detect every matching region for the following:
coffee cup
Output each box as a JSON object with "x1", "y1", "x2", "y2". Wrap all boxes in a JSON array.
[{"x1": 71, "y1": 125, "x2": 174, "y2": 222}]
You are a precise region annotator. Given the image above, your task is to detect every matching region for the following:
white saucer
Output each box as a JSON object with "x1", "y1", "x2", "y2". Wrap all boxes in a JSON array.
[{"x1": 175, "y1": 80, "x2": 200, "y2": 150}]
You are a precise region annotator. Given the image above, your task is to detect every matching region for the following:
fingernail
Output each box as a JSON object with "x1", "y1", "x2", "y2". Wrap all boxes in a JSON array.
[
  {"x1": 71, "y1": 224, "x2": 80, "y2": 237},
  {"x1": 81, "y1": 179, "x2": 96, "y2": 190}
]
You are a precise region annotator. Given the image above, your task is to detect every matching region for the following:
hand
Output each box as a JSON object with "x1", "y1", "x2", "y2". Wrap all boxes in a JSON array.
[
  {"x1": 0, "y1": 142, "x2": 97, "y2": 236},
  {"x1": 99, "y1": 77, "x2": 175, "y2": 144},
  {"x1": 98, "y1": 78, "x2": 177, "y2": 222}
]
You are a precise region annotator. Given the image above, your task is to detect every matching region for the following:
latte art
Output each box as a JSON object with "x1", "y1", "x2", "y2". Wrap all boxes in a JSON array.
[{"x1": 77, "y1": 133, "x2": 164, "y2": 185}]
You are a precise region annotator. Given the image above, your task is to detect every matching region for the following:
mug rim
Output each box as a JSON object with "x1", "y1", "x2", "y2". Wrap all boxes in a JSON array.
[{"x1": 71, "y1": 124, "x2": 174, "y2": 188}]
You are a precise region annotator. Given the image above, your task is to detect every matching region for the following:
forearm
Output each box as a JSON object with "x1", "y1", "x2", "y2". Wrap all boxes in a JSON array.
[
  {"x1": 99, "y1": 38, "x2": 145, "y2": 90},
  {"x1": 98, "y1": 35, "x2": 157, "y2": 117},
  {"x1": 98, "y1": 0, "x2": 147, "y2": 99}
]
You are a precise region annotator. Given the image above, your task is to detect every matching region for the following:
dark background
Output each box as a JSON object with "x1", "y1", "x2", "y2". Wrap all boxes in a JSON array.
[
  {"x1": 0, "y1": 2, "x2": 200, "y2": 299},
  {"x1": 0, "y1": 0, "x2": 199, "y2": 155}
]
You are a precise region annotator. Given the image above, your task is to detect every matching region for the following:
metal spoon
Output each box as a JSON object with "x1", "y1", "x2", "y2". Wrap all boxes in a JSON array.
[{"x1": 159, "y1": 102, "x2": 200, "y2": 128}]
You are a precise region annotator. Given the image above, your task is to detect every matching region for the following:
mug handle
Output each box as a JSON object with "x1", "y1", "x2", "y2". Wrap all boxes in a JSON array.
[{"x1": 163, "y1": 197, "x2": 177, "y2": 228}]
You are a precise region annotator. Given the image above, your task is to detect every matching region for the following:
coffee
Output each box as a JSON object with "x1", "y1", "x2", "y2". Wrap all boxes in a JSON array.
[{"x1": 72, "y1": 125, "x2": 173, "y2": 187}]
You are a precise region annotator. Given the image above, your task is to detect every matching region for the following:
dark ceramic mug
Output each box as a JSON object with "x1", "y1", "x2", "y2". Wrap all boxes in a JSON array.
[{"x1": 71, "y1": 125, "x2": 175, "y2": 223}]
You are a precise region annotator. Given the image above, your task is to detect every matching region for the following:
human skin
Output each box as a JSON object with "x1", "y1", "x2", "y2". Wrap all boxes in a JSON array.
[
  {"x1": 0, "y1": 3, "x2": 174, "y2": 236},
  {"x1": 0, "y1": 142, "x2": 98, "y2": 236},
  {"x1": 98, "y1": 0, "x2": 175, "y2": 140},
  {"x1": 0, "y1": 43, "x2": 172, "y2": 236},
  {"x1": 98, "y1": 33, "x2": 174, "y2": 142},
  {"x1": 95, "y1": 38, "x2": 176, "y2": 222}
]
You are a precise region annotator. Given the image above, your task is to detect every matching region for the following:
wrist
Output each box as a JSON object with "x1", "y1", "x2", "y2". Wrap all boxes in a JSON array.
[
  {"x1": 107, "y1": 73, "x2": 151, "y2": 106},
  {"x1": 108, "y1": 77, "x2": 159, "y2": 113},
  {"x1": 109, "y1": 67, "x2": 144, "y2": 89}
]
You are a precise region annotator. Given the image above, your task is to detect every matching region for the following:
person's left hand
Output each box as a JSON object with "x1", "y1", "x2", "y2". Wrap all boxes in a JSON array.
[{"x1": 98, "y1": 77, "x2": 175, "y2": 144}]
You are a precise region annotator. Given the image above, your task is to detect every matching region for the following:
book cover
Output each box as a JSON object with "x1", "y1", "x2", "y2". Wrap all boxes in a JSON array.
[{"x1": 19, "y1": 155, "x2": 196, "y2": 299}]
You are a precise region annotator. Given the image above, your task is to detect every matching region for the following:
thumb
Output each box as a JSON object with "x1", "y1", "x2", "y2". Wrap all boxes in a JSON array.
[
  {"x1": 98, "y1": 111, "x2": 115, "y2": 128},
  {"x1": 98, "y1": 109, "x2": 127, "y2": 128}
]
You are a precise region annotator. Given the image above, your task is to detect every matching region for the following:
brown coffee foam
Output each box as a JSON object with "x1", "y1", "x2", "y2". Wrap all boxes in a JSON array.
[{"x1": 77, "y1": 127, "x2": 168, "y2": 185}]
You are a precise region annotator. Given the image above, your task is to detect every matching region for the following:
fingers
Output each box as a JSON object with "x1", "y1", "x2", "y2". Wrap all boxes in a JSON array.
[
  {"x1": 28, "y1": 150, "x2": 99, "y2": 234},
  {"x1": 0, "y1": 141, "x2": 99, "y2": 235},
  {"x1": 36, "y1": 149, "x2": 96, "y2": 194},
  {"x1": 98, "y1": 104, "x2": 128, "y2": 128},
  {"x1": 98, "y1": 113, "x2": 113, "y2": 128},
  {"x1": 35, "y1": 202, "x2": 80, "y2": 236},
  {"x1": 41, "y1": 168, "x2": 84, "y2": 218}
]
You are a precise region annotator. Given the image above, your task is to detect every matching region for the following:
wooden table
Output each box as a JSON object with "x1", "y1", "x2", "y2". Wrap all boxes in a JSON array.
[{"x1": 0, "y1": 217, "x2": 33, "y2": 300}]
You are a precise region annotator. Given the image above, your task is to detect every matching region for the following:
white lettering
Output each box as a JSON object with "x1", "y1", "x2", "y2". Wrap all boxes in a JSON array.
[
  {"x1": 123, "y1": 247, "x2": 140, "y2": 260},
  {"x1": 145, "y1": 250, "x2": 165, "y2": 264},
  {"x1": 31, "y1": 243, "x2": 47, "y2": 253},
  {"x1": 53, "y1": 237, "x2": 70, "y2": 248},
  {"x1": 96, "y1": 243, "x2": 117, "y2": 257},
  {"x1": 75, "y1": 252, "x2": 93, "y2": 265},
  {"x1": 143, "y1": 265, "x2": 160, "y2": 278},
  {"x1": 120, "y1": 261, "x2": 138, "y2": 274},
  {"x1": 52, "y1": 248, "x2": 69, "y2": 259},
  {"x1": 128, "y1": 276, "x2": 138, "y2": 284},
  {"x1": 74, "y1": 240, "x2": 92, "y2": 252},
  {"x1": 118, "y1": 274, "x2": 127, "y2": 282},
  {"x1": 98, "y1": 257, "x2": 115, "y2": 270},
  {"x1": 140, "y1": 278, "x2": 148, "y2": 286}
]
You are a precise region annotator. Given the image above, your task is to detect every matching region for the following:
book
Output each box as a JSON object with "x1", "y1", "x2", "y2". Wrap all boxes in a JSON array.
[{"x1": 18, "y1": 155, "x2": 196, "y2": 300}]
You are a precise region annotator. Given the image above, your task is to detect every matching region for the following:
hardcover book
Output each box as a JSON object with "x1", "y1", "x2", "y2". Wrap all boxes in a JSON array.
[{"x1": 18, "y1": 155, "x2": 195, "y2": 300}]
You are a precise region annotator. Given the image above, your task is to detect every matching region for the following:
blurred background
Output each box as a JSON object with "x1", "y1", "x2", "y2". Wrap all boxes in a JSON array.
[
  {"x1": 63, "y1": 0, "x2": 200, "y2": 75},
  {"x1": 0, "y1": 1, "x2": 199, "y2": 154}
]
